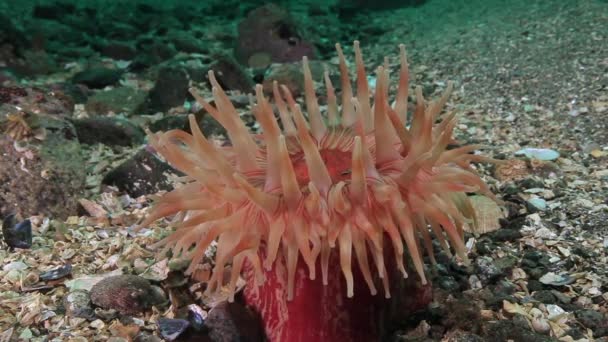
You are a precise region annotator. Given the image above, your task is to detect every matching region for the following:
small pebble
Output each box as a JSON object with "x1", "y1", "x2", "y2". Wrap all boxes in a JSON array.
[
  {"x1": 157, "y1": 318, "x2": 190, "y2": 341},
  {"x1": 527, "y1": 198, "x2": 547, "y2": 212},
  {"x1": 90, "y1": 319, "x2": 105, "y2": 329},
  {"x1": 515, "y1": 148, "x2": 560, "y2": 161}
]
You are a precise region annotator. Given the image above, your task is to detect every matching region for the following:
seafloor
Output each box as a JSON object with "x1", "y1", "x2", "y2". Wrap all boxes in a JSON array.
[{"x1": 0, "y1": 0, "x2": 607, "y2": 341}]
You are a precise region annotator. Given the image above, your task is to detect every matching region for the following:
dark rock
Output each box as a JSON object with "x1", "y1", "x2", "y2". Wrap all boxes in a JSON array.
[
  {"x1": 522, "y1": 250, "x2": 545, "y2": 263},
  {"x1": 208, "y1": 55, "x2": 254, "y2": 93},
  {"x1": 483, "y1": 319, "x2": 554, "y2": 342},
  {"x1": 63, "y1": 290, "x2": 96, "y2": 320},
  {"x1": 102, "y1": 22, "x2": 138, "y2": 41},
  {"x1": 40, "y1": 263, "x2": 72, "y2": 281},
  {"x1": 575, "y1": 309, "x2": 608, "y2": 337},
  {"x1": 90, "y1": 275, "x2": 165, "y2": 315},
  {"x1": 235, "y1": 4, "x2": 316, "y2": 67},
  {"x1": 102, "y1": 147, "x2": 179, "y2": 197},
  {"x1": 0, "y1": 14, "x2": 29, "y2": 60},
  {"x1": 33, "y1": 3, "x2": 75, "y2": 20},
  {"x1": 527, "y1": 267, "x2": 547, "y2": 281},
  {"x1": 494, "y1": 255, "x2": 518, "y2": 274},
  {"x1": 571, "y1": 246, "x2": 594, "y2": 258},
  {"x1": 550, "y1": 290, "x2": 572, "y2": 304},
  {"x1": 532, "y1": 290, "x2": 557, "y2": 304},
  {"x1": 475, "y1": 238, "x2": 494, "y2": 255},
  {"x1": 9, "y1": 49, "x2": 58, "y2": 77},
  {"x1": 440, "y1": 298, "x2": 484, "y2": 333},
  {"x1": 72, "y1": 117, "x2": 144, "y2": 147},
  {"x1": 101, "y1": 41, "x2": 137, "y2": 60},
  {"x1": 131, "y1": 41, "x2": 177, "y2": 71},
  {"x1": 442, "y1": 331, "x2": 485, "y2": 342},
  {"x1": 205, "y1": 301, "x2": 264, "y2": 342},
  {"x1": 516, "y1": 177, "x2": 545, "y2": 190},
  {"x1": 168, "y1": 31, "x2": 209, "y2": 54},
  {"x1": 437, "y1": 276, "x2": 461, "y2": 292},
  {"x1": 148, "y1": 115, "x2": 190, "y2": 133},
  {"x1": 134, "y1": 333, "x2": 163, "y2": 342},
  {"x1": 488, "y1": 228, "x2": 522, "y2": 242},
  {"x1": 527, "y1": 280, "x2": 544, "y2": 292},
  {"x1": 48, "y1": 82, "x2": 88, "y2": 107},
  {"x1": 339, "y1": 0, "x2": 425, "y2": 11},
  {"x1": 143, "y1": 67, "x2": 189, "y2": 113},
  {"x1": 262, "y1": 60, "x2": 324, "y2": 97},
  {"x1": 148, "y1": 113, "x2": 227, "y2": 137},
  {"x1": 1, "y1": 214, "x2": 32, "y2": 249},
  {"x1": 474, "y1": 256, "x2": 502, "y2": 283},
  {"x1": 72, "y1": 68, "x2": 123, "y2": 89}
]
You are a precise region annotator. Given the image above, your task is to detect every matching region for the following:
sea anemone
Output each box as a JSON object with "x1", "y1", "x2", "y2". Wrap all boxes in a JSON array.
[{"x1": 140, "y1": 41, "x2": 498, "y2": 341}]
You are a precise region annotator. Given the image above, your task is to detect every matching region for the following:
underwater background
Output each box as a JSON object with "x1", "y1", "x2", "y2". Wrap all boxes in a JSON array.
[{"x1": 1, "y1": 0, "x2": 607, "y2": 341}]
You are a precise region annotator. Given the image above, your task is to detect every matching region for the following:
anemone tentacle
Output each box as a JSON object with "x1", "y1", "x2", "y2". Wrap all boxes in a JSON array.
[{"x1": 143, "y1": 41, "x2": 498, "y2": 301}]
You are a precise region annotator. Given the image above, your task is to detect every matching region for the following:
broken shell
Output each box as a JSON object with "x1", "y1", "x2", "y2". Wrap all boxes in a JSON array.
[
  {"x1": 40, "y1": 263, "x2": 73, "y2": 281},
  {"x1": 531, "y1": 317, "x2": 550, "y2": 334},
  {"x1": 465, "y1": 195, "x2": 504, "y2": 235},
  {"x1": 2, "y1": 214, "x2": 32, "y2": 249}
]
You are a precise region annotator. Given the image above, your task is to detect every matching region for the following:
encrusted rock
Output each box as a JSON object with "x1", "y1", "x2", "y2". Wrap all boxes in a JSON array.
[
  {"x1": 63, "y1": 290, "x2": 96, "y2": 320},
  {"x1": 90, "y1": 275, "x2": 165, "y2": 315},
  {"x1": 101, "y1": 147, "x2": 179, "y2": 197}
]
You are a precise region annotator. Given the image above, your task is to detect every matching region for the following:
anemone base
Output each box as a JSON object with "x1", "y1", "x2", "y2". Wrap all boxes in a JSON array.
[{"x1": 243, "y1": 254, "x2": 432, "y2": 342}]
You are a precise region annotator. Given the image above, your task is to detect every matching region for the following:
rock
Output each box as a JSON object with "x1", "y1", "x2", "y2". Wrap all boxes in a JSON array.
[
  {"x1": 487, "y1": 228, "x2": 522, "y2": 242},
  {"x1": 157, "y1": 318, "x2": 190, "y2": 341},
  {"x1": 494, "y1": 255, "x2": 518, "y2": 274},
  {"x1": 339, "y1": 0, "x2": 423, "y2": 10},
  {"x1": 134, "y1": 333, "x2": 162, "y2": 342},
  {"x1": 143, "y1": 66, "x2": 189, "y2": 113},
  {"x1": 208, "y1": 55, "x2": 254, "y2": 93},
  {"x1": 484, "y1": 319, "x2": 555, "y2": 342},
  {"x1": 90, "y1": 275, "x2": 165, "y2": 315},
  {"x1": 235, "y1": 4, "x2": 316, "y2": 67},
  {"x1": 532, "y1": 290, "x2": 557, "y2": 304},
  {"x1": 475, "y1": 256, "x2": 502, "y2": 283},
  {"x1": 205, "y1": 301, "x2": 264, "y2": 342},
  {"x1": 72, "y1": 68, "x2": 124, "y2": 89},
  {"x1": 0, "y1": 13, "x2": 29, "y2": 64},
  {"x1": 167, "y1": 31, "x2": 209, "y2": 54},
  {"x1": 527, "y1": 280, "x2": 544, "y2": 292},
  {"x1": 63, "y1": 290, "x2": 96, "y2": 320},
  {"x1": 437, "y1": 276, "x2": 460, "y2": 292},
  {"x1": 0, "y1": 128, "x2": 85, "y2": 219},
  {"x1": 102, "y1": 147, "x2": 179, "y2": 197},
  {"x1": 85, "y1": 86, "x2": 147, "y2": 116},
  {"x1": 575, "y1": 310, "x2": 608, "y2": 336},
  {"x1": 148, "y1": 113, "x2": 226, "y2": 137},
  {"x1": 72, "y1": 117, "x2": 145, "y2": 147},
  {"x1": 261, "y1": 61, "x2": 323, "y2": 97},
  {"x1": 131, "y1": 41, "x2": 177, "y2": 71},
  {"x1": 101, "y1": 41, "x2": 137, "y2": 61},
  {"x1": 1, "y1": 214, "x2": 32, "y2": 249},
  {"x1": 1, "y1": 85, "x2": 74, "y2": 117},
  {"x1": 33, "y1": 3, "x2": 75, "y2": 20}
]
